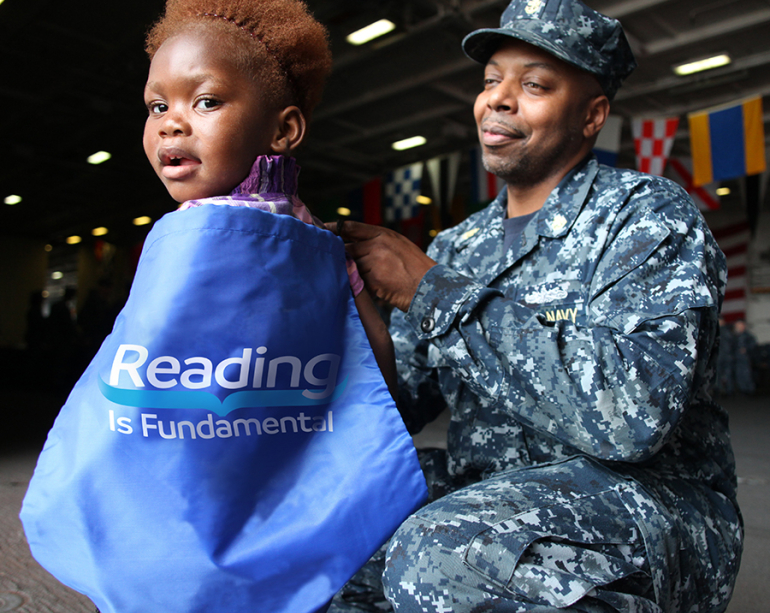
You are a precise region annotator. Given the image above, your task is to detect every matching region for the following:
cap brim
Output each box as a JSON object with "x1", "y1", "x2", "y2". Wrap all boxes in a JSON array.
[{"x1": 462, "y1": 27, "x2": 595, "y2": 78}]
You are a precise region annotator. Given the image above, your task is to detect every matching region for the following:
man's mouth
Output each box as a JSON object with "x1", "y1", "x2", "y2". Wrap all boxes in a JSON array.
[{"x1": 480, "y1": 121, "x2": 526, "y2": 146}]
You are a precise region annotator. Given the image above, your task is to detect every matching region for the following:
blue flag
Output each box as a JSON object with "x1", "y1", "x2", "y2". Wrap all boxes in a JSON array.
[{"x1": 21, "y1": 205, "x2": 427, "y2": 613}]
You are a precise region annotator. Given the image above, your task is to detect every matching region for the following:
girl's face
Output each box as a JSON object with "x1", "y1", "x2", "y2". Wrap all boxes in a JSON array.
[{"x1": 143, "y1": 30, "x2": 280, "y2": 203}]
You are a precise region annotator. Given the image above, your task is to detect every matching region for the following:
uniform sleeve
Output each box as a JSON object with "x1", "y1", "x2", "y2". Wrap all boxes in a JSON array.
[
  {"x1": 398, "y1": 189, "x2": 724, "y2": 462},
  {"x1": 390, "y1": 304, "x2": 448, "y2": 435}
]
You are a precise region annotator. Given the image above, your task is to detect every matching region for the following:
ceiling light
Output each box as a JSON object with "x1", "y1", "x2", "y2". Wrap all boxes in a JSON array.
[
  {"x1": 51, "y1": 271, "x2": 64, "y2": 280},
  {"x1": 87, "y1": 151, "x2": 112, "y2": 165},
  {"x1": 716, "y1": 187, "x2": 731, "y2": 196},
  {"x1": 92, "y1": 227, "x2": 109, "y2": 236},
  {"x1": 336, "y1": 207, "x2": 352, "y2": 217},
  {"x1": 392, "y1": 136, "x2": 426, "y2": 151},
  {"x1": 45, "y1": 244, "x2": 53, "y2": 252},
  {"x1": 133, "y1": 216, "x2": 152, "y2": 226},
  {"x1": 673, "y1": 54, "x2": 731, "y2": 76},
  {"x1": 429, "y1": 229, "x2": 438, "y2": 237},
  {"x1": 66, "y1": 235, "x2": 82, "y2": 245},
  {"x1": 4, "y1": 195, "x2": 22, "y2": 205},
  {"x1": 416, "y1": 195, "x2": 432, "y2": 205},
  {"x1": 346, "y1": 19, "x2": 396, "y2": 46}
]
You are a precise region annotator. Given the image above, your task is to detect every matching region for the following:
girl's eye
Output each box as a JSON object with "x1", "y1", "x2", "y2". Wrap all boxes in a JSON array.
[
  {"x1": 147, "y1": 101, "x2": 167, "y2": 115},
  {"x1": 196, "y1": 97, "x2": 222, "y2": 110}
]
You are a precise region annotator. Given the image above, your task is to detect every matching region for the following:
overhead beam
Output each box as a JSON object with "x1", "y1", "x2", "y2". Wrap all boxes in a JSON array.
[
  {"x1": 616, "y1": 48, "x2": 770, "y2": 101},
  {"x1": 431, "y1": 81, "x2": 478, "y2": 105},
  {"x1": 314, "y1": 58, "x2": 473, "y2": 121},
  {"x1": 601, "y1": 0, "x2": 669, "y2": 19},
  {"x1": 628, "y1": 84, "x2": 770, "y2": 120},
  {"x1": 643, "y1": 8, "x2": 770, "y2": 55},
  {"x1": 332, "y1": 103, "x2": 467, "y2": 147}
]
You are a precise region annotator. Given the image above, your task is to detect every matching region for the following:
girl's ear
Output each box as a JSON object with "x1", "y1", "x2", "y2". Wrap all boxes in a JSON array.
[{"x1": 270, "y1": 106, "x2": 307, "y2": 155}]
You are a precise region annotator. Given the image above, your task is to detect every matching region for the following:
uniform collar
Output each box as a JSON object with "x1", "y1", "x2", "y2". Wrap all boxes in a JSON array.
[
  {"x1": 477, "y1": 154, "x2": 598, "y2": 237},
  {"x1": 450, "y1": 155, "x2": 599, "y2": 282},
  {"x1": 532, "y1": 154, "x2": 597, "y2": 238},
  {"x1": 451, "y1": 155, "x2": 599, "y2": 252}
]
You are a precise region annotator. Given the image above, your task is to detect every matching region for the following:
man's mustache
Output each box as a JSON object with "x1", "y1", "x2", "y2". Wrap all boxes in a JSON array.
[{"x1": 480, "y1": 118, "x2": 527, "y2": 139}]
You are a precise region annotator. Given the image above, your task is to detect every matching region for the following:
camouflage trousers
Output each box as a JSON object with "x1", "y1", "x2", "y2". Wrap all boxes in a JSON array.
[{"x1": 330, "y1": 453, "x2": 667, "y2": 613}]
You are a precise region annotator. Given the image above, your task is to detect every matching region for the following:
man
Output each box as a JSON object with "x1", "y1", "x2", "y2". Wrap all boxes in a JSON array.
[{"x1": 331, "y1": 1, "x2": 742, "y2": 611}]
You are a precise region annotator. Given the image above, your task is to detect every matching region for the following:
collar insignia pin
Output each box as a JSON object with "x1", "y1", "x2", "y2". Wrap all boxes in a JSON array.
[
  {"x1": 462, "y1": 227, "x2": 481, "y2": 240},
  {"x1": 551, "y1": 215, "x2": 567, "y2": 233}
]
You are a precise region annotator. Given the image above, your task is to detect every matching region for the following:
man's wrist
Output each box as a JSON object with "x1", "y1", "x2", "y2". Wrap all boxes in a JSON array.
[{"x1": 405, "y1": 265, "x2": 491, "y2": 339}]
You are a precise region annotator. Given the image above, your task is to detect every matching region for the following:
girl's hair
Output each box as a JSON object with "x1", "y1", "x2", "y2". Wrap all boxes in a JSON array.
[{"x1": 145, "y1": 0, "x2": 332, "y2": 118}]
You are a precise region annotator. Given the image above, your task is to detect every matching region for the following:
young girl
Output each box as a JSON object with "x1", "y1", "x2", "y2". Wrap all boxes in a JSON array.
[
  {"x1": 22, "y1": 2, "x2": 426, "y2": 612},
  {"x1": 142, "y1": 0, "x2": 397, "y2": 398}
]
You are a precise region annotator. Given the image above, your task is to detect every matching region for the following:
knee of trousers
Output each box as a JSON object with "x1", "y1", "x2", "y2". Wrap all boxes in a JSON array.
[
  {"x1": 382, "y1": 505, "x2": 655, "y2": 613},
  {"x1": 384, "y1": 514, "x2": 461, "y2": 610},
  {"x1": 383, "y1": 513, "x2": 515, "y2": 612}
]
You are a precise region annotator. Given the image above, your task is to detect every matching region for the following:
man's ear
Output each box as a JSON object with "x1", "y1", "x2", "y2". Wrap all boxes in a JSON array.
[
  {"x1": 270, "y1": 106, "x2": 307, "y2": 155},
  {"x1": 583, "y1": 95, "x2": 610, "y2": 140}
]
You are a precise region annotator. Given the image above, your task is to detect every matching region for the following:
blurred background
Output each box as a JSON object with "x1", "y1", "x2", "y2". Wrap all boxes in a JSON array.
[
  {"x1": 1, "y1": 0, "x2": 770, "y2": 351},
  {"x1": 0, "y1": 1, "x2": 768, "y2": 611}
]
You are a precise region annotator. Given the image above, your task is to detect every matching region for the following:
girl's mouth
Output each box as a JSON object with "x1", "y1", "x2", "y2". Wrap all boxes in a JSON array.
[
  {"x1": 159, "y1": 148, "x2": 200, "y2": 179},
  {"x1": 159, "y1": 147, "x2": 200, "y2": 166}
]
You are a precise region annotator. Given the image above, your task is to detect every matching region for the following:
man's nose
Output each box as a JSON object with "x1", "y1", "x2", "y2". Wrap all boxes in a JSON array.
[{"x1": 486, "y1": 81, "x2": 517, "y2": 113}]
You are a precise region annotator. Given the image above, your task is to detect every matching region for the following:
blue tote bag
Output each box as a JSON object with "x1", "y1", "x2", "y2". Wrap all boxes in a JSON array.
[{"x1": 21, "y1": 205, "x2": 427, "y2": 613}]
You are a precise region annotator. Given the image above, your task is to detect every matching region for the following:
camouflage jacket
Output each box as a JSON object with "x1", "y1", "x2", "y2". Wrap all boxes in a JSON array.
[{"x1": 391, "y1": 156, "x2": 738, "y2": 512}]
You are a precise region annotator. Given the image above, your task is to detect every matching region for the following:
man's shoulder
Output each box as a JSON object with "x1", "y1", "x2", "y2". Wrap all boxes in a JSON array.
[
  {"x1": 588, "y1": 163, "x2": 702, "y2": 225},
  {"x1": 589, "y1": 164, "x2": 725, "y2": 276},
  {"x1": 593, "y1": 163, "x2": 686, "y2": 198}
]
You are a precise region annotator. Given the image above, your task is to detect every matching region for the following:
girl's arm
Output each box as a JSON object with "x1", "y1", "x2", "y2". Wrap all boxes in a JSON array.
[{"x1": 354, "y1": 288, "x2": 398, "y2": 401}]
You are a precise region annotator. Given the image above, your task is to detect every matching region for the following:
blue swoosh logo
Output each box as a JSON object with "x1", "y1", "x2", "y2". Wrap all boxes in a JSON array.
[{"x1": 98, "y1": 378, "x2": 347, "y2": 417}]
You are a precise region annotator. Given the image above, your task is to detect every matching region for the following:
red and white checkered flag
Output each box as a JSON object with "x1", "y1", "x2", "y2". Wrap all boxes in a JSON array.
[
  {"x1": 632, "y1": 117, "x2": 679, "y2": 176},
  {"x1": 664, "y1": 158, "x2": 720, "y2": 212}
]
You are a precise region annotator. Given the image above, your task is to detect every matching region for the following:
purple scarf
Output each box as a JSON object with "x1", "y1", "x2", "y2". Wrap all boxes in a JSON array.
[{"x1": 178, "y1": 155, "x2": 320, "y2": 228}]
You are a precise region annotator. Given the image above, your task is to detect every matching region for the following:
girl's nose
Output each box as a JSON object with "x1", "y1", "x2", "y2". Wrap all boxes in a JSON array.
[{"x1": 159, "y1": 107, "x2": 190, "y2": 136}]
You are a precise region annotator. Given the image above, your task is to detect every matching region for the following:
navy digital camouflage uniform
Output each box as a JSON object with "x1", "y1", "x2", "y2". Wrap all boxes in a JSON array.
[
  {"x1": 716, "y1": 321, "x2": 736, "y2": 396},
  {"x1": 381, "y1": 157, "x2": 742, "y2": 612},
  {"x1": 330, "y1": 1, "x2": 742, "y2": 611}
]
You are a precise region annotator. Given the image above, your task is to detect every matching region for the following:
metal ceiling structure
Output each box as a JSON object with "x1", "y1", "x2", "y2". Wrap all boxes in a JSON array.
[{"x1": 1, "y1": 0, "x2": 769, "y2": 245}]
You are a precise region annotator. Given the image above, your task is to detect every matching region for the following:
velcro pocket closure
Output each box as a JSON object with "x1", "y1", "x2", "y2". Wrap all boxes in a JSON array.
[{"x1": 464, "y1": 488, "x2": 646, "y2": 608}]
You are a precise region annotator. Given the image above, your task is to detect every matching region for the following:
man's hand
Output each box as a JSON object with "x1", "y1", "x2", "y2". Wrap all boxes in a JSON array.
[{"x1": 327, "y1": 221, "x2": 436, "y2": 312}]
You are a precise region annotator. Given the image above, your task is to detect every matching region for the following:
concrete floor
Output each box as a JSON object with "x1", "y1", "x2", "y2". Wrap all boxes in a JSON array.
[
  {"x1": 1, "y1": 390, "x2": 767, "y2": 612},
  {"x1": 722, "y1": 393, "x2": 769, "y2": 613}
]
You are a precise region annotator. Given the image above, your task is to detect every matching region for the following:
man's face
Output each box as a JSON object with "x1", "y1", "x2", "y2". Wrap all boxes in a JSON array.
[
  {"x1": 473, "y1": 39, "x2": 598, "y2": 188},
  {"x1": 143, "y1": 30, "x2": 280, "y2": 203}
]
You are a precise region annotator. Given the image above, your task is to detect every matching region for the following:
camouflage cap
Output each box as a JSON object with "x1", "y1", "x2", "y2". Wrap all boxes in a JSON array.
[{"x1": 462, "y1": 0, "x2": 637, "y2": 100}]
